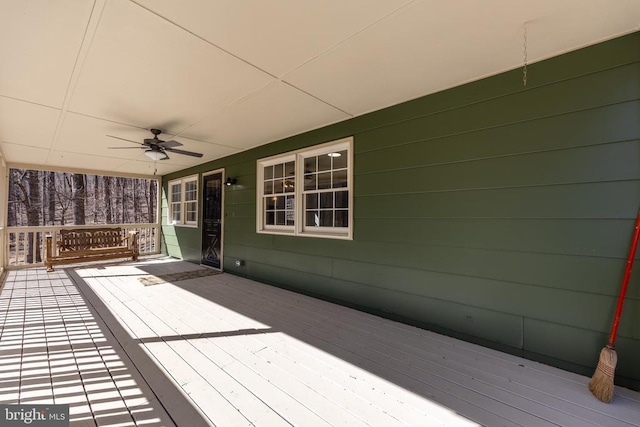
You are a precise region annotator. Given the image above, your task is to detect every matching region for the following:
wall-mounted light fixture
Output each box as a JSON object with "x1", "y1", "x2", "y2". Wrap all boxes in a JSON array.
[{"x1": 225, "y1": 177, "x2": 237, "y2": 186}]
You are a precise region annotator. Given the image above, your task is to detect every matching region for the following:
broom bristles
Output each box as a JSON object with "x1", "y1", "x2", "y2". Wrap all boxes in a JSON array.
[{"x1": 588, "y1": 346, "x2": 617, "y2": 403}]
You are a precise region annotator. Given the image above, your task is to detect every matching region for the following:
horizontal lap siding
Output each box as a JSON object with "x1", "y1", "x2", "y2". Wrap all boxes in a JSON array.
[
  {"x1": 163, "y1": 32, "x2": 640, "y2": 390},
  {"x1": 346, "y1": 43, "x2": 640, "y2": 389}
]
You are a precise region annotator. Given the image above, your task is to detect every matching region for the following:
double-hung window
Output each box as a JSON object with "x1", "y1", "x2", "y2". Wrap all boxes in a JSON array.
[
  {"x1": 168, "y1": 175, "x2": 198, "y2": 226},
  {"x1": 257, "y1": 137, "x2": 353, "y2": 239}
]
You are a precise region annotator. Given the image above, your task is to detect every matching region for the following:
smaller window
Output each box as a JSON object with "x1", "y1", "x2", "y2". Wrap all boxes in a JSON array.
[
  {"x1": 260, "y1": 155, "x2": 296, "y2": 230},
  {"x1": 168, "y1": 175, "x2": 198, "y2": 226},
  {"x1": 170, "y1": 182, "x2": 182, "y2": 223}
]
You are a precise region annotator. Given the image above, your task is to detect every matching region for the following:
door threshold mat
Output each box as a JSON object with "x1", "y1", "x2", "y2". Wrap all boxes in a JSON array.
[{"x1": 139, "y1": 268, "x2": 220, "y2": 286}]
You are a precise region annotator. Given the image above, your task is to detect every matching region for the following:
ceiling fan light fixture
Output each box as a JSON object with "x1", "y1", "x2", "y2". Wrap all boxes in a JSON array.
[{"x1": 144, "y1": 149, "x2": 168, "y2": 161}]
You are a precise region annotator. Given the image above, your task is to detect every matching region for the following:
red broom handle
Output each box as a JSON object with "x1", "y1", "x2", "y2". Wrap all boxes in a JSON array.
[{"x1": 608, "y1": 210, "x2": 640, "y2": 347}]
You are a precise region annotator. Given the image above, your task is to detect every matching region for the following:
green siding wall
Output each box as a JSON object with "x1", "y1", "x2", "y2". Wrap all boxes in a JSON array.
[{"x1": 163, "y1": 32, "x2": 640, "y2": 390}]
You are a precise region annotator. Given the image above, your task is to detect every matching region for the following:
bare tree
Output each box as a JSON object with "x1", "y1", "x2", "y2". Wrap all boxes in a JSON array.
[
  {"x1": 93, "y1": 175, "x2": 99, "y2": 223},
  {"x1": 119, "y1": 177, "x2": 127, "y2": 223},
  {"x1": 55, "y1": 173, "x2": 73, "y2": 225},
  {"x1": 147, "y1": 180, "x2": 154, "y2": 222},
  {"x1": 72, "y1": 173, "x2": 86, "y2": 225},
  {"x1": 41, "y1": 175, "x2": 46, "y2": 225},
  {"x1": 8, "y1": 169, "x2": 20, "y2": 227},
  {"x1": 48, "y1": 172, "x2": 55, "y2": 225},
  {"x1": 133, "y1": 179, "x2": 139, "y2": 223},
  {"x1": 149, "y1": 180, "x2": 157, "y2": 222},
  {"x1": 104, "y1": 175, "x2": 113, "y2": 224}
]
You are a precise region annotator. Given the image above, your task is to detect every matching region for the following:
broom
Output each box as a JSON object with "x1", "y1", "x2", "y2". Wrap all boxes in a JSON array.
[{"x1": 588, "y1": 210, "x2": 640, "y2": 402}]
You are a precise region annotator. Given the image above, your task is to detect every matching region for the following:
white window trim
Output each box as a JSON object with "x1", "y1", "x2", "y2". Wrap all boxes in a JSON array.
[
  {"x1": 257, "y1": 153, "x2": 296, "y2": 234},
  {"x1": 256, "y1": 137, "x2": 353, "y2": 240},
  {"x1": 168, "y1": 174, "x2": 199, "y2": 227}
]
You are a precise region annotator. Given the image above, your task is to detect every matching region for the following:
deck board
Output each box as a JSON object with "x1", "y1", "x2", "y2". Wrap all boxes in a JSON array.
[{"x1": 2, "y1": 258, "x2": 640, "y2": 426}]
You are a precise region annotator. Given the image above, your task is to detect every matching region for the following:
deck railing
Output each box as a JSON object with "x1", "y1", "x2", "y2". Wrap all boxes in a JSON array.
[{"x1": 5, "y1": 223, "x2": 161, "y2": 269}]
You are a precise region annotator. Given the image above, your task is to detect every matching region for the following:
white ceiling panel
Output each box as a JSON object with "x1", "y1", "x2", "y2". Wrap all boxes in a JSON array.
[
  {"x1": 56, "y1": 113, "x2": 146, "y2": 159},
  {"x1": 46, "y1": 150, "x2": 131, "y2": 172},
  {"x1": 520, "y1": 0, "x2": 640, "y2": 62},
  {"x1": 0, "y1": 99, "x2": 60, "y2": 149},
  {"x1": 283, "y1": 0, "x2": 640, "y2": 116},
  {"x1": 1, "y1": 143, "x2": 51, "y2": 167},
  {"x1": 69, "y1": 0, "x2": 274, "y2": 131},
  {"x1": 155, "y1": 136, "x2": 239, "y2": 166},
  {"x1": 183, "y1": 81, "x2": 350, "y2": 150},
  {"x1": 0, "y1": 1, "x2": 93, "y2": 108},
  {"x1": 135, "y1": 0, "x2": 413, "y2": 77}
]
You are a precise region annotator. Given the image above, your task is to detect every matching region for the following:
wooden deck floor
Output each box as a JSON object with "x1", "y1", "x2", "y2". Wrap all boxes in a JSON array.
[{"x1": 1, "y1": 257, "x2": 639, "y2": 426}]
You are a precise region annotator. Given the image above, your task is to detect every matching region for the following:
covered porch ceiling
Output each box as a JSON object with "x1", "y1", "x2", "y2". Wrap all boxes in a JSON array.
[{"x1": 2, "y1": 0, "x2": 639, "y2": 177}]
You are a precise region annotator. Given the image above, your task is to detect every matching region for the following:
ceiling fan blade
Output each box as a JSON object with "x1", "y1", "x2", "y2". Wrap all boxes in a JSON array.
[
  {"x1": 106, "y1": 135, "x2": 144, "y2": 145},
  {"x1": 157, "y1": 140, "x2": 183, "y2": 149},
  {"x1": 164, "y1": 147, "x2": 203, "y2": 158},
  {"x1": 108, "y1": 146, "x2": 145, "y2": 149}
]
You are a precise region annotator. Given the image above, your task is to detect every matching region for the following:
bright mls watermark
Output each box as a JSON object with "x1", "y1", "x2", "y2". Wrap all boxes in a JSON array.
[{"x1": 0, "y1": 405, "x2": 69, "y2": 426}]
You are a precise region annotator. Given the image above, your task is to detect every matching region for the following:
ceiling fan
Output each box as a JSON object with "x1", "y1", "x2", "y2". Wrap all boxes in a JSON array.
[{"x1": 107, "y1": 128, "x2": 203, "y2": 160}]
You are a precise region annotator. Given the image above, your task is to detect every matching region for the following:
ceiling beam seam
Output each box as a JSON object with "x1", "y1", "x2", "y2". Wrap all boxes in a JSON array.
[
  {"x1": 278, "y1": 0, "x2": 420, "y2": 78},
  {"x1": 165, "y1": 80, "x2": 277, "y2": 143},
  {"x1": 130, "y1": 0, "x2": 279, "y2": 80},
  {"x1": 45, "y1": 0, "x2": 108, "y2": 163},
  {"x1": 281, "y1": 81, "x2": 353, "y2": 117},
  {"x1": 0, "y1": 95, "x2": 61, "y2": 112},
  {"x1": 167, "y1": 77, "x2": 354, "y2": 145}
]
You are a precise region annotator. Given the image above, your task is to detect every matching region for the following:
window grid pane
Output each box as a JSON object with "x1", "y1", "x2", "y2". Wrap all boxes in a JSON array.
[
  {"x1": 264, "y1": 163, "x2": 295, "y2": 194},
  {"x1": 185, "y1": 201, "x2": 197, "y2": 222},
  {"x1": 303, "y1": 152, "x2": 348, "y2": 192},
  {"x1": 171, "y1": 183, "x2": 182, "y2": 203},
  {"x1": 264, "y1": 195, "x2": 295, "y2": 227},
  {"x1": 171, "y1": 203, "x2": 181, "y2": 222},
  {"x1": 303, "y1": 189, "x2": 348, "y2": 228},
  {"x1": 184, "y1": 181, "x2": 197, "y2": 202}
]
